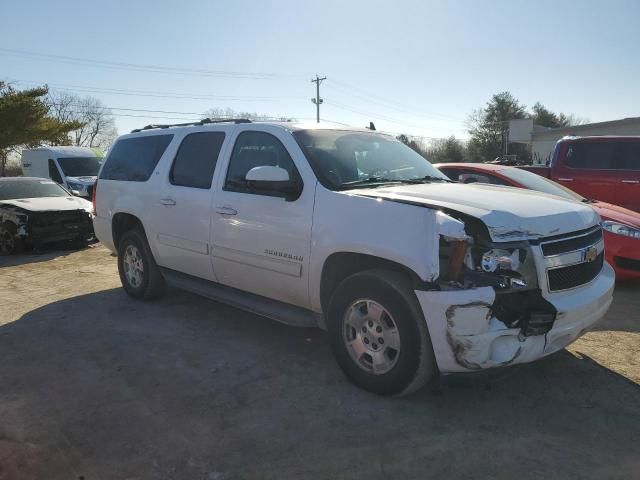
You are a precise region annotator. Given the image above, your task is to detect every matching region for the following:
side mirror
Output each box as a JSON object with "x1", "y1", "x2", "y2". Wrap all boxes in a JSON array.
[
  {"x1": 71, "y1": 189, "x2": 81, "y2": 196},
  {"x1": 246, "y1": 165, "x2": 290, "y2": 182},
  {"x1": 245, "y1": 166, "x2": 302, "y2": 201}
]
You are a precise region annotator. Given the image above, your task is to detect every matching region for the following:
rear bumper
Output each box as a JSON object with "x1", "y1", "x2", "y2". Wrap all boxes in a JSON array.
[
  {"x1": 415, "y1": 262, "x2": 615, "y2": 373},
  {"x1": 94, "y1": 215, "x2": 116, "y2": 253}
]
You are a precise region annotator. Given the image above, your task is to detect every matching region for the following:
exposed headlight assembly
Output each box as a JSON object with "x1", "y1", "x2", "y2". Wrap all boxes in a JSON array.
[
  {"x1": 463, "y1": 245, "x2": 532, "y2": 290},
  {"x1": 602, "y1": 221, "x2": 640, "y2": 239},
  {"x1": 481, "y1": 249, "x2": 521, "y2": 273}
]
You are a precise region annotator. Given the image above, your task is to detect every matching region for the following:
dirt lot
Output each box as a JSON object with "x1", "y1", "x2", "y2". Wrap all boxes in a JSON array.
[{"x1": 1, "y1": 245, "x2": 639, "y2": 480}]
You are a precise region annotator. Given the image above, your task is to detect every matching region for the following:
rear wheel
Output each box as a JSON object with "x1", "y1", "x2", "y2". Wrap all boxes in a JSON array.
[
  {"x1": 117, "y1": 229, "x2": 165, "y2": 299},
  {"x1": 327, "y1": 269, "x2": 437, "y2": 396},
  {"x1": 0, "y1": 223, "x2": 23, "y2": 256}
]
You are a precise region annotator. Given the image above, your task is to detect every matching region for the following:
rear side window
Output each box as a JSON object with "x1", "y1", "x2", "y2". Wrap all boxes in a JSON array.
[
  {"x1": 616, "y1": 142, "x2": 640, "y2": 171},
  {"x1": 100, "y1": 134, "x2": 173, "y2": 181},
  {"x1": 566, "y1": 141, "x2": 640, "y2": 170},
  {"x1": 566, "y1": 142, "x2": 615, "y2": 169},
  {"x1": 170, "y1": 132, "x2": 226, "y2": 189}
]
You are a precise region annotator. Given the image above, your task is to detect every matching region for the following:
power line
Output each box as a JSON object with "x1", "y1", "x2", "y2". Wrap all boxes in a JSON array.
[
  {"x1": 10, "y1": 79, "x2": 301, "y2": 103},
  {"x1": 58, "y1": 108, "x2": 352, "y2": 127},
  {"x1": 48, "y1": 102, "x2": 206, "y2": 117},
  {"x1": 328, "y1": 78, "x2": 464, "y2": 122},
  {"x1": 324, "y1": 100, "x2": 468, "y2": 134},
  {"x1": 7, "y1": 78, "x2": 465, "y2": 137},
  {"x1": 60, "y1": 109, "x2": 201, "y2": 121},
  {"x1": 0, "y1": 47, "x2": 306, "y2": 80}
]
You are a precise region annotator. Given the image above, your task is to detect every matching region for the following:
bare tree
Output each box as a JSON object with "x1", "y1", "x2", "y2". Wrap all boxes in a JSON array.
[
  {"x1": 47, "y1": 92, "x2": 118, "y2": 149},
  {"x1": 202, "y1": 107, "x2": 292, "y2": 122}
]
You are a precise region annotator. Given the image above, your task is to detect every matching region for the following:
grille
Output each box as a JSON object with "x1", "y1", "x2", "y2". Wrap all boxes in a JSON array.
[
  {"x1": 548, "y1": 252, "x2": 604, "y2": 291},
  {"x1": 30, "y1": 210, "x2": 87, "y2": 226},
  {"x1": 541, "y1": 227, "x2": 603, "y2": 256}
]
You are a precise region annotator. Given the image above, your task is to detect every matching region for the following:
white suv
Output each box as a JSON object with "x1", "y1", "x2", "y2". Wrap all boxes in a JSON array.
[{"x1": 94, "y1": 119, "x2": 615, "y2": 396}]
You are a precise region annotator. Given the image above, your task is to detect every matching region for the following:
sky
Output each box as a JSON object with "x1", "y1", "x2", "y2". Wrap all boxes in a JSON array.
[{"x1": 2, "y1": 0, "x2": 639, "y2": 142}]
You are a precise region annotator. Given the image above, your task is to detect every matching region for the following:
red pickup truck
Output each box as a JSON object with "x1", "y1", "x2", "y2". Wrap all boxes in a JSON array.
[{"x1": 519, "y1": 136, "x2": 640, "y2": 212}]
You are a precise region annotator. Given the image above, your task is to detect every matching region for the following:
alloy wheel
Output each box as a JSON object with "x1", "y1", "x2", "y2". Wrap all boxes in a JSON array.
[
  {"x1": 123, "y1": 244, "x2": 144, "y2": 288},
  {"x1": 343, "y1": 299, "x2": 401, "y2": 375}
]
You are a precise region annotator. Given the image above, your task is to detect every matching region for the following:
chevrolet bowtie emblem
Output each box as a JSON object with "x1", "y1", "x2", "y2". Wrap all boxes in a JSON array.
[{"x1": 584, "y1": 246, "x2": 598, "y2": 263}]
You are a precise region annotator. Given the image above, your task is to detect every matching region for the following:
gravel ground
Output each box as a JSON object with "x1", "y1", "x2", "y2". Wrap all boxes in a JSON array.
[{"x1": 1, "y1": 245, "x2": 639, "y2": 480}]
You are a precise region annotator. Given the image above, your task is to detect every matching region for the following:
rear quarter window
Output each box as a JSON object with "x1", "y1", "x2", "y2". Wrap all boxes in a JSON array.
[
  {"x1": 100, "y1": 134, "x2": 174, "y2": 181},
  {"x1": 566, "y1": 142, "x2": 614, "y2": 169}
]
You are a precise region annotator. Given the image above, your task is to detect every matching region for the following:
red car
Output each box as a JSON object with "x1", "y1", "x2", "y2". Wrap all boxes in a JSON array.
[{"x1": 437, "y1": 163, "x2": 640, "y2": 281}]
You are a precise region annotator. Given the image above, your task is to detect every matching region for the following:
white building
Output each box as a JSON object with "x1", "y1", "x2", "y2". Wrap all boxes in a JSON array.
[{"x1": 509, "y1": 117, "x2": 640, "y2": 165}]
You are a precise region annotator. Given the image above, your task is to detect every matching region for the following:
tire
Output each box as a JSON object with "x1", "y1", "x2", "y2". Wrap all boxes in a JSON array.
[
  {"x1": 117, "y1": 229, "x2": 166, "y2": 300},
  {"x1": 327, "y1": 269, "x2": 437, "y2": 396},
  {"x1": 0, "y1": 222, "x2": 23, "y2": 256},
  {"x1": 72, "y1": 236, "x2": 89, "y2": 249}
]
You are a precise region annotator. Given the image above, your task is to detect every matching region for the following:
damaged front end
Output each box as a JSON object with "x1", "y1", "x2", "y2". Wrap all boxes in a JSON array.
[
  {"x1": 418, "y1": 210, "x2": 612, "y2": 373},
  {"x1": 0, "y1": 204, "x2": 94, "y2": 253}
]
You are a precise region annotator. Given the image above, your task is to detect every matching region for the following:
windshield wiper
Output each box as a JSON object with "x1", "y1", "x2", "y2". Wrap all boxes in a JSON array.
[
  {"x1": 399, "y1": 175, "x2": 452, "y2": 184},
  {"x1": 339, "y1": 176, "x2": 402, "y2": 188},
  {"x1": 339, "y1": 175, "x2": 452, "y2": 189}
]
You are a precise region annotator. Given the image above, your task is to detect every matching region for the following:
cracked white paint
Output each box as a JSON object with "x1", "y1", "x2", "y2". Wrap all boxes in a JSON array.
[
  {"x1": 351, "y1": 182, "x2": 601, "y2": 241},
  {"x1": 435, "y1": 210, "x2": 467, "y2": 241}
]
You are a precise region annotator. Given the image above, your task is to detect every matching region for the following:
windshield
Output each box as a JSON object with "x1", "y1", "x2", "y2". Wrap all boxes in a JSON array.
[
  {"x1": 0, "y1": 180, "x2": 70, "y2": 200},
  {"x1": 57, "y1": 157, "x2": 102, "y2": 177},
  {"x1": 498, "y1": 167, "x2": 585, "y2": 201},
  {"x1": 292, "y1": 129, "x2": 450, "y2": 190}
]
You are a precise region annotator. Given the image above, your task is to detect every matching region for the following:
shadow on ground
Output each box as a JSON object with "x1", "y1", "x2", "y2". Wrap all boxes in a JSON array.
[
  {"x1": 593, "y1": 279, "x2": 640, "y2": 333},
  {"x1": 1, "y1": 288, "x2": 639, "y2": 480},
  {"x1": 0, "y1": 242, "x2": 99, "y2": 269}
]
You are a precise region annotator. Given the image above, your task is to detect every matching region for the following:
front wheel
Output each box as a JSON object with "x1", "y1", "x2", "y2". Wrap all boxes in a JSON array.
[
  {"x1": 117, "y1": 229, "x2": 166, "y2": 300},
  {"x1": 0, "y1": 222, "x2": 23, "y2": 256},
  {"x1": 327, "y1": 269, "x2": 437, "y2": 396}
]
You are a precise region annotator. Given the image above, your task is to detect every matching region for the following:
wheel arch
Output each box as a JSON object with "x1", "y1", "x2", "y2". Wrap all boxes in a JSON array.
[
  {"x1": 112, "y1": 212, "x2": 146, "y2": 250},
  {"x1": 319, "y1": 252, "x2": 430, "y2": 315}
]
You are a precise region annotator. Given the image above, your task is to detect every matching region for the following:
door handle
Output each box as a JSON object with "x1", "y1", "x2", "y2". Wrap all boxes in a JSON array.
[
  {"x1": 160, "y1": 197, "x2": 176, "y2": 206},
  {"x1": 621, "y1": 179, "x2": 639, "y2": 184},
  {"x1": 215, "y1": 205, "x2": 237, "y2": 215},
  {"x1": 557, "y1": 177, "x2": 573, "y2": 182}
]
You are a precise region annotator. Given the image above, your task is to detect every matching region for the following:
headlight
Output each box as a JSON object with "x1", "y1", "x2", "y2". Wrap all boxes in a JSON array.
[
  {"x1": 602, "y1": 221, "x2": 640, "y2": 239},
  {"x1": 462, "y1": 245, "x2": 532, "y2": 290},
  {"x1": 480, "y1": 249, "x2": 521, "y2": 273}
]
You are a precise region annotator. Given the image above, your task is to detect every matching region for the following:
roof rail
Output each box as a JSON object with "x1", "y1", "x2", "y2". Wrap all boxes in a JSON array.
[{"x1": 131, "y1": 118, "x2": 252, "y2": 133}]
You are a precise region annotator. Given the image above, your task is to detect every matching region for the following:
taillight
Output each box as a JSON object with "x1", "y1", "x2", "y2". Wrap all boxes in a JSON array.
[{"x1": 91, "y1": 180, "x2": 98, "y2": 215}]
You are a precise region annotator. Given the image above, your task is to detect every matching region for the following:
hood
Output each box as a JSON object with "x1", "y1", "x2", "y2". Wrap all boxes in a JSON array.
[
  {"x1": 347, "y1": 183, "x2": 600, "y2": 241},
  {"x1": 592, "y1": 201, "x2": 640, "y2": 228},
  {"x1": 0, "y1": 196, "x2": 93, "y2": 213},
  {"x1": 66, "y1": 176, "x2": 97, "y2": 185}
]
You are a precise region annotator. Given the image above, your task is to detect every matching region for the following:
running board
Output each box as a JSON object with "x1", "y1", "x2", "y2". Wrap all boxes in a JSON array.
[{"x1": 161, "y1": 268, "x2": 322, "y2": 328}]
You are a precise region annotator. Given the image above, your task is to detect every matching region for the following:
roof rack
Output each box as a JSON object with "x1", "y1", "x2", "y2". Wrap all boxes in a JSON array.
[{"x1": 131, "y1": 118, "x2": 252, "y2": 133}]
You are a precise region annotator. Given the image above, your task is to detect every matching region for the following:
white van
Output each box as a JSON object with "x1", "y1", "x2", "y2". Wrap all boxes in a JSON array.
[{"x1": 21, "y1": 146, "x2": 102, "y2": 198}]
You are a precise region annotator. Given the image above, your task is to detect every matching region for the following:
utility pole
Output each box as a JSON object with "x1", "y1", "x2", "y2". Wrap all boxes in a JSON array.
[{"x1": 311, "y1": 75, "x2": 326, "y2": 123}]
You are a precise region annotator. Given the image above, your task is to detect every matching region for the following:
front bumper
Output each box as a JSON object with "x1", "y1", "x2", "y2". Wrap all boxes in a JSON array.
[
  {"x1": 415, "y1": 261, "x2": 615, "y2": 373},
  {"x1": 604, "y1": 231, "x2": 640, "y2": 280},
  {"x1": 19, "y1": 210, "x2": 94, "y2": 246}
]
